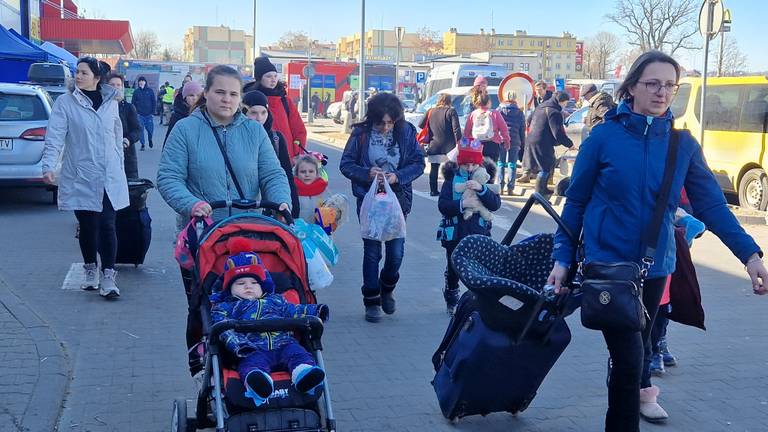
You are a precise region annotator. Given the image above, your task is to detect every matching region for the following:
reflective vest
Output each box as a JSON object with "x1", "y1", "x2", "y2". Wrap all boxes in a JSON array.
[{"x1": 162, "y1": 86, "x2": 175, "y2": 104}]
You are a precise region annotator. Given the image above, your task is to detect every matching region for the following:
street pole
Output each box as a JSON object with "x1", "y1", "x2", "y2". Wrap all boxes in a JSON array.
[
  {"x1": 252, "y1": 0, "x2": 258, "y2": 62},
  {"x1": 717, "y1": 33, "x2": 725, "y2": 77},
  {"x1": 307, "y1": 41, "x2": 314, "y2": 124},
  {"x1": 395, "y1": 26, "x2": 404, "y2": 97},
  {"x1": 699, "y1": 0, "x2": 716, "y2": 148},
  {"x1": 359, "y1": 0, "x2": 367, "y2": 119}
]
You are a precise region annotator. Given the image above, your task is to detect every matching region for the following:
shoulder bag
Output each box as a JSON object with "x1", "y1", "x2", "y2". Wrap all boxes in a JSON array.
[
  {"x1": 202, "y1": 110, "x2": 246, "y2": 200},
  {"x1": 579, "y1": 130, "x2": 679, "y2": 332}
]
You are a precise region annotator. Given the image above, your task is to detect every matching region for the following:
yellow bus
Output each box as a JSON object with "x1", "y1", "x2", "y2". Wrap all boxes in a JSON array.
[{"x1": 672, "y1": 76, "x2": 768, "y2": 210}]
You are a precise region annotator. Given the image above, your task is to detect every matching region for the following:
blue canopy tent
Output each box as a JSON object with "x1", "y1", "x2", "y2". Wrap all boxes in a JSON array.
[
  {"x1": 40, "y1": 42, "x2": 77, "y2": 73},
  {"x1": 0, "y1": 25, "x2": 65, "y2": 83}
]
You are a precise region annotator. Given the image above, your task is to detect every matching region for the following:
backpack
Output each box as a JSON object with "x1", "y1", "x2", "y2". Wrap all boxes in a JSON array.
[{"x1": 472, "y1": 110, "x2": 495, "y2": 141}]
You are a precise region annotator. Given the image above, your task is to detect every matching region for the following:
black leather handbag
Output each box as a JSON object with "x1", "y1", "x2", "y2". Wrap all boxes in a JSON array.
[{"x1": 579, "y1": 131, "x2": 679, "y2": 333}]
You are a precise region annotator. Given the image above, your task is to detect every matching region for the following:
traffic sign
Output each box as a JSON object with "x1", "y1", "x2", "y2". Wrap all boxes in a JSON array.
[
  {"x1": 303, "y1": 64, "x2": 316, "y2": 78},
  {"x1": 699, "y1": 0, "x2": 724, "y2": 40},
  {"x1": 415, "y1": 71, "x2": 426, "y2": 84},
  {"x1": 498, "y1": 72, "x2": 535, "y2": 107}
]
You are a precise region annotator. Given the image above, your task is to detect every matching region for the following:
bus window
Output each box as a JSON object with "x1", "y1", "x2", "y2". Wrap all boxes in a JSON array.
[
  {"x1": 670, "y1": 83, "x2": 691, "y2": 118},
  {"x1": 695, "y1": 85, "x2": 742, "y2": 131},
  {"x1": 740, "y1": 85, "x2": 768, "y2": 133}
]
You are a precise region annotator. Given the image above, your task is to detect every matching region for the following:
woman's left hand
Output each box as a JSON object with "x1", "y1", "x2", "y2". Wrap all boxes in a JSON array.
[
  {"x1": 122, "y1": 138, "x2": 130, "y2": 148},
  {"x1": 746, "y1": 254, "x2": 768, "y2": 295},
  {"x1": 385, "y1": 172, "x2": 398, "y2": 184},
  {"x1": 276, "y1": 203, "x2": 290, "y2": 223}
]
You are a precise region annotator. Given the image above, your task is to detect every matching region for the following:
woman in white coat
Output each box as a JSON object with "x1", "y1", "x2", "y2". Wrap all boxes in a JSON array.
[{"x1": 41, "y1": 57, "x2": 129, "y2": 299}]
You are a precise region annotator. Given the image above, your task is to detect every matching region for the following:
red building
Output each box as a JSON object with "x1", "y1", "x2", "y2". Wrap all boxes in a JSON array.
[{"x1": 40, "y1": 0, "x2": 133, "y2": 56}]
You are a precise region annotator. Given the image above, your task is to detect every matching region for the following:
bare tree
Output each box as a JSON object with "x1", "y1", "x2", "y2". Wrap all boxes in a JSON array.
[
  {"x1": 583, "y1": 32, "x2": 621, "y2": 79},
  {"x1": 414, "y1": 26, "x2": 443, "y2": 58},
  {"x1": 276, "y1": 31, "x2": 313, "y2": 50},
  {"x1": 132, "y1": 31, "x2": 160, "y2": 60},
  {"x1": 161, "y1": 46, "x2": 183, "y2": 62},
  {"x1": 606, "y1": 0, "x2": 700, "y2": 56},
  {"x1": 712, "y1": 34, "x2": 748, "y2": 76}
]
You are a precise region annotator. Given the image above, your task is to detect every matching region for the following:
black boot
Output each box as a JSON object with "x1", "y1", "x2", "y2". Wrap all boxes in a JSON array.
[
  {"x1": 535, "y1": 175, "x2": 553, "y2": 196},
  {"x1": 443, "y1": 271, "x2": 460, "y2": 317},
  {"x1": 363, "y1": 295, "x2": 383, "y2": 323},
  {"x1": 379, "y1": 277, "x2": 397, "y2": 315}
]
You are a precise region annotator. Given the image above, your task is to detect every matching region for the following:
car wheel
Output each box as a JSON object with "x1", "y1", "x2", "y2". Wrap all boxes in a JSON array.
[
  {"x1": 172, "y1": 399, "x2": 188, "y2": 432},
  {"x1": 738, "y1": 168, "x2": 768, "y2": 211}
]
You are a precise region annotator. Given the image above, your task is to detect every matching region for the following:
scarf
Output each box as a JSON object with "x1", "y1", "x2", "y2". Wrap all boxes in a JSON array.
[{"x1": 294, "y1": 177, "x2": 328, "y2": 197}]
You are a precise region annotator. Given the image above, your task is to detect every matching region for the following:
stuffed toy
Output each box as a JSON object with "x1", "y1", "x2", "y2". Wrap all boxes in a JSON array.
[{"x1": 454, "y1": 167, "x2": 501, "y2": 222}]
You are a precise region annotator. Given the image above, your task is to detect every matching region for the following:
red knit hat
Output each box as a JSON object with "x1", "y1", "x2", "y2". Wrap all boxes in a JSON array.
[{"x1": 457, "y1": 138, "x2": 484, "y2": 165}]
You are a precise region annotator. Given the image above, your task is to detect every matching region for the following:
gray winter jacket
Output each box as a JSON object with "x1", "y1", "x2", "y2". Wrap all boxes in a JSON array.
[
  {"x1": 41, "y1": 84, "x2": 129, "y2": 212},
  {"x1": 157, "y1": 109, "x2": 291, "y2": 225}
]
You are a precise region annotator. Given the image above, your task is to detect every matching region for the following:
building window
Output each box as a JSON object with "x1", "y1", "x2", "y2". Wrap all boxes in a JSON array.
[
  {"x1": 498, "y1": 40, "x2": 504, "y2": 46},
  {"x1": 521, "y1": 63, "x2": 530, "y2": 71},
  {"x1": 530, "y1": 40, "x2": 535, "y2": 47},
  {"x1": 538, "y1": 40, "x2": 543, "y2": 47},
  {"x1": 507, "y1": 39, "x2": 513, "y2": 46},
  {"x1": 506, "y1": 63, "x2": 514, "y2": 69},
  {"x1": 556, "y1": 63, "x2": 561, "y2": 70},
  {"x1": 519, "y1": 40, "x2": 524, "y2": 47},
  {"x1": 556, "y1": 54, "x2": 561, "y2": 59},
  {"x1": 556, "y1": 41, "x2": 562, "y2": 47},
  {"x1": 566, "y1": 63, "x2": 571, "y2": 70}
]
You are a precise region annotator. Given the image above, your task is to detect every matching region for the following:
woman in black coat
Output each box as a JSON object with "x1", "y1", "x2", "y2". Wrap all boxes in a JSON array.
[
  {"x1": 419, "y1": 93, "x2": 462, "y2": 196},
  {"x1": 525, "y1": 91, "x2": 573, "y2": 195},
  {"x1": 242, "y1": 90, "x2": 300, "y2": 218},
  {"x1": 107, "y1": 74, "x2": 141, "y2": 178}
]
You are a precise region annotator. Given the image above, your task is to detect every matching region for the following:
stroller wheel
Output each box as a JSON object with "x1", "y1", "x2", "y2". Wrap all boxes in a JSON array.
[{"x1": 172, "y1": 398, "x2": 190, "y2": 432}]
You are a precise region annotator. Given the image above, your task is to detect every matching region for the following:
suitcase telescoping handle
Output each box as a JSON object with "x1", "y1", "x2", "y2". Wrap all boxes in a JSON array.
[
  {"x1": 500, "y1": 192, "x2": 578, "y2": 246},
  {"x1": 209, "y1": 199, "x2": 294, "y2": 225}
]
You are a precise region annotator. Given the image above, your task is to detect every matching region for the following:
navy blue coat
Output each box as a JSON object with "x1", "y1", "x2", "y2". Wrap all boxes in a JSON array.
[
  {"x1": 339, "y1": 122, "x2": 425, "y2": 215},
  {"x1": 497, "y1": 102, "x2": 526, "y2": 157},
  {"x1": 131, "y1": 86, "x2": 156, "y2": 116},
  {"x1": 553, "y1": 100, "x2": 761, "y2": 278},
  {"x1": 438, "y1": 161, "x2": 501, "y2": 246}
]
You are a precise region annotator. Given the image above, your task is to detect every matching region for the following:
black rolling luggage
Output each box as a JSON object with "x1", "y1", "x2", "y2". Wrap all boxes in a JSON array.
[
  {"x1": 115, "y1": 179, "x2": 154, "y2": 266},
  {"x1": 431, "y1": 193, "x2": 580, "y2": 421}
]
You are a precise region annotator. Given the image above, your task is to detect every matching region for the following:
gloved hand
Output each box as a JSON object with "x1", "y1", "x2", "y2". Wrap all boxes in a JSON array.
[{"x1": 317, "y1": 304, "x2": 330, "y2": 322}]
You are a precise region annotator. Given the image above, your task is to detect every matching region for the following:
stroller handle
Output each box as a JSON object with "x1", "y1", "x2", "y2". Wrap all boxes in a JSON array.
[
  {"x1": 501, "y1": 192, "x2": 578, "y2": 246},
  {"x1": 209, "y1": 199, "x2": 294, "y2": 225},
  {"x1": 210, "y1": 316, "x2": 324, "y2": 342}
]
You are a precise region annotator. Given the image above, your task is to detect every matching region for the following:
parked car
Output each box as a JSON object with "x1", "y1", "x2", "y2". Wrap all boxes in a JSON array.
[
  {"x1": 554, "y1": 106, "x2": 589, "y2": 194},
  {"x1": 406, "y1": 86, "x2": 500, "y2": 132},
  {"x1": 402, "y1": 99, "x2": 416, "y2": 112},
  {"x1": 0, "y1": 83, "x2": 55, "y2": 202}
]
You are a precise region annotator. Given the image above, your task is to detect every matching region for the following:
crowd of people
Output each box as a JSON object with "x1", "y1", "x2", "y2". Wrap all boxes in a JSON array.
[{"x1": 38, "y1": 52, "x2": 768, "y2": 431}]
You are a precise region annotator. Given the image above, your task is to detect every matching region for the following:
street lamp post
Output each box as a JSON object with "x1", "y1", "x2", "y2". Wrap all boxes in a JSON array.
[
  {"x1": 359, "y1": 0, "x2": 366, "y2": 119},
  {"x1": 394, "y1": 26, "x2": 405, "y2": 97},
  {"x1": 252, "y1": 0, "x2": 259, "y2": 61}
]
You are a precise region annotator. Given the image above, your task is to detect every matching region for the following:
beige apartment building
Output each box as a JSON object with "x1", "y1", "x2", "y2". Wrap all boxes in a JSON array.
[
  {"x1": 337, "y1": 29, "x2": 422, "y2": 62},
  {"x1": 183, "y1": 25, "x2": 254, "y2": 65},
  {"x1": 443, "y1": 28, "x2": 584, "y2": 80}
]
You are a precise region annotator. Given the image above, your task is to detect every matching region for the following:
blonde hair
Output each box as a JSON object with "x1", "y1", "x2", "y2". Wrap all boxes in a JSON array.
[
  {"x1": 293, "y1": 154, "x2": 322, "y2": 176},
  {"x1": 436, "y1": 93, "x2": 452, "y2": 108},
  {"x1": 472, "y1": 89, "x2": 490, "y2": 108}
]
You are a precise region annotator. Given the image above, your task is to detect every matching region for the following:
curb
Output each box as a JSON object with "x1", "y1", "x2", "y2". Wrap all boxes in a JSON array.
[{"x1": 0, "y1": 277, "x2": 70, "y2": 432}]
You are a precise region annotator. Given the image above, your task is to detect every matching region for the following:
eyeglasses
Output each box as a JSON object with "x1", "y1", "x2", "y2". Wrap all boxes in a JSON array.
[{"x1": 638, "y1": 81, "x2": 680, "y2": 95}]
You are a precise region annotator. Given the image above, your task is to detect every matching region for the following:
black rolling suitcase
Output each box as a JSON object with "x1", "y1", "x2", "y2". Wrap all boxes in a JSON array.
[
  {"x1": 115, "y1": 179, "x2": 154, "y2": 266},
  {"x1": 431, "y1": 193, "x2": 581, "y2": 421}
]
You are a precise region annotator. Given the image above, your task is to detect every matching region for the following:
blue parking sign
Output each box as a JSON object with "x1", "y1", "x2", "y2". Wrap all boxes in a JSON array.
[{"x1": 416, "y1": 71, "x2": 426, "y2": 84}]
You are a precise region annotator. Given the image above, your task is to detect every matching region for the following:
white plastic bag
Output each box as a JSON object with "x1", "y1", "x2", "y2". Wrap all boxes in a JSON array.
[
  {"x1": 305, "y1": 245, "x2": 333, "y2": 290},
  {"x1": 359, "y1": 174, "x2": 407, "y2": 242}
]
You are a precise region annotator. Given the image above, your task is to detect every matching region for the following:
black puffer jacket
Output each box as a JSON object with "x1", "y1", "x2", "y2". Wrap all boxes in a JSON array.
[
  {"x1": 419, "y1": 106, "x2": 462, "y2": 156},
  {"x1": 118, "y1": 101, "x2": 141, "y2": 178}
]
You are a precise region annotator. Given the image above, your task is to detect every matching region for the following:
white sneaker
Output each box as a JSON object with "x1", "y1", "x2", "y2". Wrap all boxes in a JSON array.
[
  {"x1": 99, "y1": 268, "x2": 120, "y2": 299},
  {"x1": 81, "y1": 263, "x2": 99, "y2": 291}
]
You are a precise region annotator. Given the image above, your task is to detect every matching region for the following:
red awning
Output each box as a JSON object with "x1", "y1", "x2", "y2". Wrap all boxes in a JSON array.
[{"x1": 41, "y1": 18, "x2": 133, "y2": 55}]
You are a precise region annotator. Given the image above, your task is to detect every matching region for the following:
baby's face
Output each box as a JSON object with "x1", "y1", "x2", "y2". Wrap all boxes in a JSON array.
[
  {"x1": 231, "y1": 277, "x2": 263, "y2": 300},
  {"x1": 297, "y1": 162, "x2": 319, "y2": 184}
]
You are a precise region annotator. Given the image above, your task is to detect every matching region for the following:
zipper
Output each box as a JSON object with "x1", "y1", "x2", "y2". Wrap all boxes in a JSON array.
[{"x1": 639, "y1": 116, "x2": 652, "y2": 260}]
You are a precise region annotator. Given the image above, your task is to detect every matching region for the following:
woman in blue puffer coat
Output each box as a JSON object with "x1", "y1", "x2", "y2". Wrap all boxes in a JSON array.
[{"x1": 547, "y1": 50, "x2": 768, "y2": 431}]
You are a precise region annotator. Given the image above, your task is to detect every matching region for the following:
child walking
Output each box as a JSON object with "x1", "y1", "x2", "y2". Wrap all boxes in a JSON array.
[
  {"x1": 210, "y1": 247, "x2": 329, "y2": 406},
  {"x1": 294, "y1": 154, "x2": 330, "y2": 224},
  {"x1": 437, "y1": 139, "x2": 501, "y2": 316}
]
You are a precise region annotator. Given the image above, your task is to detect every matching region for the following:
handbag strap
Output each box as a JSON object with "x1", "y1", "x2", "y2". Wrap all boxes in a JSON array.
[
  {"x1": 642, "y1": 129, "x2": 680, "y2": 263},
  {"x1": 202, "y1": 110, "x2": 246, "y2": 200}
]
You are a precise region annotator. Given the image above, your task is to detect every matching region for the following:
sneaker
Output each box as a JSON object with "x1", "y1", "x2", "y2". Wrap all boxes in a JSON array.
[
  {"x1": 140, "y1": 145, "x2": 145, "y2": 151},
  {"x1": 81, "y1": 263, "x2": 99, "y2": 291},
  {"x1": 148, "y1": 141, "x2": 154, "y2": 149},
  {"x1": 659, "y1": 339, "x2": 677, "y2": 366},
  {"x1": 99, "y1": 268, "x2": 120, "y2": 299},
  {"x1": 430, "y1": 190, "x2": 440, "y2": 197},
  {"x1": 381, "y1": 291, "x2": 396, "y2": 315},
  {"x1": 364, "y1": 305, "x2": 383, "y2": 323},
  {"x1": 292, "y1": 364, "x2": 325, "y2": 394},
  {"x1": 650, "y1": 353, "x2": 665, "y2": 376}
]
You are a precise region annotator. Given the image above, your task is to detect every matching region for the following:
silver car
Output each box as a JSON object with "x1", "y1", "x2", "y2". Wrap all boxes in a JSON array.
[
  {"x1": 554, "y1": 106, "x2": 590, "y2": 194},
  {"x1": 0, "y1": 83, "x2": 55, "y2": 201}
]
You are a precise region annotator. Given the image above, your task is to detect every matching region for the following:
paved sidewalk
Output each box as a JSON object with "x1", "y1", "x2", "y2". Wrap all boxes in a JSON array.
[{"x1": 0, "y1": 277, "x2": 69, "y2": 432}]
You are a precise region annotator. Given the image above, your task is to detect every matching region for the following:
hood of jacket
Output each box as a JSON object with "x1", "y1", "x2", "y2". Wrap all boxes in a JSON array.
[
  {"x1": 603, "y1": 99, "x2": 674, "y2": 138},
  {"x1": 69, "y1": 83, "x2": 119, "y2": 109}
]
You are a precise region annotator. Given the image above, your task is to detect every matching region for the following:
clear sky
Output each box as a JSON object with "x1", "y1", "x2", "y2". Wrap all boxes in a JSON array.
[{"x1": 76, "y1": 0, "x2": 768, "y2": 71}]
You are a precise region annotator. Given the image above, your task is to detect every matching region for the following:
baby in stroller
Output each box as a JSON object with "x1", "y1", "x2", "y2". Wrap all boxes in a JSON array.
[{"x1": 211, "y1": 248, "x2": 330, "y2": 407}]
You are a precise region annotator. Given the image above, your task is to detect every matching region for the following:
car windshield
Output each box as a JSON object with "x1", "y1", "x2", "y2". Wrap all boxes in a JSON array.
[
  {"x1": 416, "y1": 93, "x2": 440, "y2": 113},
  {"x1": 0, "y1": 93, "x2": 47, "y2": 121}
]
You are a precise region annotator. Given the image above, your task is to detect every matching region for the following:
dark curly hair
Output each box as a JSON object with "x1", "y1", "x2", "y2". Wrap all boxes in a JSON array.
[{"x1": 353, "y1": 92, "x2": 404, "y2": 131}]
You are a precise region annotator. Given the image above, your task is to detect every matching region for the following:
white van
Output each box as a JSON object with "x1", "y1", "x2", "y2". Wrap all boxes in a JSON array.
[{"x1": 424, "y1": 64, "x2": 508, "y2": 98}]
